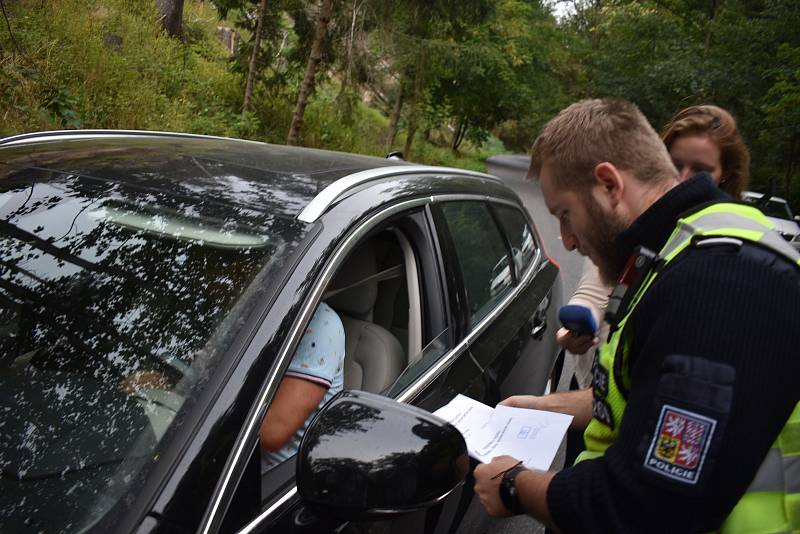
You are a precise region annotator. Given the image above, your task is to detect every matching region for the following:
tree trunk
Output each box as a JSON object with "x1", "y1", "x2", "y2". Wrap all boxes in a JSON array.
[
  {"x1": 385, "y1": 84, "x2": 404, "y2": 148},
  {"x1": 338, "y1": 0, "x2": 358, "y2": 98},
  {"x1": 243, "y1": 0, "x2": 269, "y2": 114},
  {"x1": 403, "y1": 110, "x2": 418, "y2": 160},
  {"x1": 156, "y1": 0, "x2": 184, "y2": 38},
  {"x1": 451, "y1": 116, "x2": 468, "y2": 152},
  {"x1": 287, "y1": 0, "x2": 334, "y2": 146}
]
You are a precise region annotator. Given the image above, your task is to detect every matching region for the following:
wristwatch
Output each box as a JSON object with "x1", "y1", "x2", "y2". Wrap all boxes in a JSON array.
[{"x1": 499, "y1": 465, "x2": 526, "y2": 515}]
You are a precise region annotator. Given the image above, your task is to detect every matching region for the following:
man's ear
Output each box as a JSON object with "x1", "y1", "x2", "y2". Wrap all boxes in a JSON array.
[{"x1": 593, "y1": 162, "x2": 624, "y2": 208}]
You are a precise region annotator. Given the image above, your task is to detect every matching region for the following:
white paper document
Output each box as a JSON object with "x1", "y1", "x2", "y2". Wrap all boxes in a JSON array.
[{"x1": 434, "y1": 394, "x2": 573, "y2": 470}]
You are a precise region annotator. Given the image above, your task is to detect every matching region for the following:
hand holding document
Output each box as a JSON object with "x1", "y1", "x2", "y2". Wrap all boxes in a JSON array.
[{"x1": 434, "y1": 394, "x2": 572, "y2": 470}]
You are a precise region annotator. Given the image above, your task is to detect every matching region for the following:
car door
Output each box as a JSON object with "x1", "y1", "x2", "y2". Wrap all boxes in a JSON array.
[
  {"x1": 432, "y1": 198, "x2": 560, "y2": 405},
  {"x1": 208, "y1": 185, "x2": 554, "y2": 534}
]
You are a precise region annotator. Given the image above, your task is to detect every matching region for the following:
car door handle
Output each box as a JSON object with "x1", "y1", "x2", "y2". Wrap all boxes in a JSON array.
[
  {"x1": 531, "y1": 315, "x2": 547, "y2": 339},
  {"x1": 530, "y1": 290, "x2": 551, "y2": 340}
]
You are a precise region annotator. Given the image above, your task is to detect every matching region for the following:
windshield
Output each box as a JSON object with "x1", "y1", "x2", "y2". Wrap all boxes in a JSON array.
[
  {"x1": 743, "y1": 194, "x2": 794, "y2": 220},
  {"x1": 0, "y1": 166, "x2": 305, "y2": 532},
  {"x1": 761, "y1": 199, "x2": 794, "y2": 220}
]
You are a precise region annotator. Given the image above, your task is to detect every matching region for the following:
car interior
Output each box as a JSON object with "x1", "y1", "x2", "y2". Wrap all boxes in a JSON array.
[
  {"x1": 324, "y1": 227, "x2": 423, "y2": 394},
  {"x1": 253, "y1": 227, "x2": 429, "y2": 515}
]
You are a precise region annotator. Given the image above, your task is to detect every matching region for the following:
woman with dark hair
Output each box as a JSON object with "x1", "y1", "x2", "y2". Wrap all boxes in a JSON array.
[{"x1": 661, "y1": 104, "x2": 750, "y2": 198}]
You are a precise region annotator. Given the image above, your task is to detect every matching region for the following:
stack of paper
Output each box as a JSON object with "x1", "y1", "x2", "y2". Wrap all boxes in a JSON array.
[{"x1": 433, "y1": 394, "x2": 573, "y2": 470}]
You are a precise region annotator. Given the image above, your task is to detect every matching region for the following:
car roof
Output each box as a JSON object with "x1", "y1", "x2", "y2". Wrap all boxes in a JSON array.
[{"x1": 0, "y1": 130, "x2": 502, "y2": 222}]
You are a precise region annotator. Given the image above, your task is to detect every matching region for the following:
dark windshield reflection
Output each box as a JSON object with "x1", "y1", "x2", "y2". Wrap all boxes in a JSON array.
[{"x1": 0, "y1": 167, "x2": 304, "y2": 532}]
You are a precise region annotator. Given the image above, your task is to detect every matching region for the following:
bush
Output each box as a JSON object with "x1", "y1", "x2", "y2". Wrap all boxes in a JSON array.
[{"x1": 0, "y1": 0, "x2": 242, "y2": 136}]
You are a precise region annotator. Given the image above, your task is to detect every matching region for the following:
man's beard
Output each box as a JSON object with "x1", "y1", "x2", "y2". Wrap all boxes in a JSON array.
[{"x1": 583, "y1": 196, "x2": 629, "y2": 285}]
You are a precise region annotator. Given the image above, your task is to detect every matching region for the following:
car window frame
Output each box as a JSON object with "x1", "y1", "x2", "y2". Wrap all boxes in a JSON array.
[{"x1": 211, "y1": 197, "x2": 443, "y2": 534}]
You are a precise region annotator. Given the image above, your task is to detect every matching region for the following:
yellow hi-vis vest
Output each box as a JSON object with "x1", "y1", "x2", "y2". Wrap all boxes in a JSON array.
[{"x1": 575, "y1": 202, "x2": 800, "y2": 533}]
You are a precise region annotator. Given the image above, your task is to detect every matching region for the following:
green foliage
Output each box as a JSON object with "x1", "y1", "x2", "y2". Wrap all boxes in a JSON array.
[
  {"x1": 297, "y1": 82, "x2": 389, "y2": 154},
  {"x1": 406, "y1": 131, "x2": 506, "y2": 172},
  {"x1": 760, "y1": 43, "x2": 800, "y2": 206},
  {"x1": 0, "y1": 0, "x2": 242, "y2": 136},
  {"x1": 3, "y1": 0, "x2": 800, "y2": 211},
  {"x1": 571, "y1": 0, "x2": 800, "y2": 209}
]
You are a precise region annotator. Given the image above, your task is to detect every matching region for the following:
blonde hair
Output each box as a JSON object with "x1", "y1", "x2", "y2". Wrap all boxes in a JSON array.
[
  {"x1": 529, "y1": 98, "x2": 677, "y2": 189},
  {"x1": 661, "y1": 105, "x2": 750, "y2": 198}
]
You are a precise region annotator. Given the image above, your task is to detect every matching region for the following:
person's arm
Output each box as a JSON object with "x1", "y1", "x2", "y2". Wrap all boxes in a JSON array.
[
  {"x1": 569, "y1": 258, "x2": 611, "y2": 315},
  {"x1": 474, "y1": 456, "x2": 559, "y2": 529},
  {"x1": 260, "y1": 376, "x2": 327, "y2": 452},
  {"x1": 559, "y1": 258, "x2": 611, "y2": 355},
  {"x1": 260, "y1": 302, "x2": 345, "y2": 454},
  {"x1": 501, "y1": 388, "x2": 593, "y2": 430}
]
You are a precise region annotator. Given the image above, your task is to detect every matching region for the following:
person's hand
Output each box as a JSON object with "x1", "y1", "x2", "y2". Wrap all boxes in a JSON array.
[
  {"x1": 474, "y1": 455, "x2": 523, "y2": 517},
  {"x1": 500, "y1": 395, "x2": 543, "y2": 410},
  {"x1": 556, "y1": 327, "x2": 598, "y2": 355},
  {"x1": 118, "y1": 370, "x2": 170, "y2": 394}
]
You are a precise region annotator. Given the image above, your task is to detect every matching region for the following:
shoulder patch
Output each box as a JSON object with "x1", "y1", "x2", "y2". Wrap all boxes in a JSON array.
[{"x1": 644, "y1": 404, "x2": 716, "y2": 485}]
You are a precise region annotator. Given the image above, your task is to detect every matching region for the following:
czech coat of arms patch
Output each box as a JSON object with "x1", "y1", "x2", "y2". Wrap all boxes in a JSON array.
[{"x1": 644, "y1": 404, "x2": 716, "y2": 485}]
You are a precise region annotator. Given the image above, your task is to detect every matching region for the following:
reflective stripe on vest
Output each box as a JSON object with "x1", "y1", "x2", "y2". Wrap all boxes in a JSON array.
[{"x1": 574, "y1": 202, "x2": 800, "y2": 533}]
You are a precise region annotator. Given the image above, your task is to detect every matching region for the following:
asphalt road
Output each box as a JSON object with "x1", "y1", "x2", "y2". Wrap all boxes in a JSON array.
[{"x1": 473, "y1": 155, "x2": 584, "y2": 534}]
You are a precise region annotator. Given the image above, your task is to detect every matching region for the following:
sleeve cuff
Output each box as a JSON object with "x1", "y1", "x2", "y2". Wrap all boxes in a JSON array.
[
  {"x1": 284, "y1": 370, "x2": 332, "y2": 388},
  {"x1": 546, "y1": 466, "x2": 585, "y2": 534}
]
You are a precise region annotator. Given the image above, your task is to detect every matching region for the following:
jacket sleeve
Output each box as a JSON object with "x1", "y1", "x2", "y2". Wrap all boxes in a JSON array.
[{"x1": 546, "y1": 244, "x2": 800, "y2": 533}]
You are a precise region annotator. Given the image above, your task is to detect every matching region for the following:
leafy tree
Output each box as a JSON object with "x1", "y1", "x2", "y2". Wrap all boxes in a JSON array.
[
  {"x1": 428, "y1": 0, "x2": 579, "y2": 152},
  {"x1": 761, "y1": 44, "x2": 800, "y2": 200},
  {"x1": 365, "y1": 0, "x2": 494, "y2": 157},
  {"x1": 565, "y1": 0, "x2": 800, "y2": 207}
]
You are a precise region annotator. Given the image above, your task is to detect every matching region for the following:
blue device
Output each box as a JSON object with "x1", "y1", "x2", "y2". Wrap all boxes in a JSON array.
[{"x1": 558, "y1": 304, "x2": 598, "y2": 337}]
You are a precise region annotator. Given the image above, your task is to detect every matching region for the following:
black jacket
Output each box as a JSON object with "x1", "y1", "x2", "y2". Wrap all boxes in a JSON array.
[{"x1": 548, "y1": 175, "x2": 800, "y2": 533}]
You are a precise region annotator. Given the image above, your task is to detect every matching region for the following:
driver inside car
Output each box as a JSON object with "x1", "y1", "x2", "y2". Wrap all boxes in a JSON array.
[{"x1": 259, "y1": 301, "x2": 345, "y2": 471}]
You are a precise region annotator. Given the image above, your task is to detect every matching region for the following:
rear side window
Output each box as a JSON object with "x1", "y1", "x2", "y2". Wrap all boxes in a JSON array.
[
  {"x1": 493, "y1": 204, "x2": 538, "y2": 277},
  {"x1": 440, "y1": 201, "x2": 513, "y2": 326}
]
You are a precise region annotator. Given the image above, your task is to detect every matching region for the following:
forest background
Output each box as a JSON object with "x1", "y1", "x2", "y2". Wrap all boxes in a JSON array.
[{"x1": 1, "y1": 0, "x2": 799, "y2": 209}]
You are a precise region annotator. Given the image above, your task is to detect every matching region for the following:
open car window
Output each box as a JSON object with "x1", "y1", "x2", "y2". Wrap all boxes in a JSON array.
[{"x1": 384, "y1": 329, "x2": 449, "y2": 398}]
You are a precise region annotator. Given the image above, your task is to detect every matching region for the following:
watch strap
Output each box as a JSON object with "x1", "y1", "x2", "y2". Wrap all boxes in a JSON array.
[{"x1": 499, "y1": 465, "x2": 526, "y2": 515}]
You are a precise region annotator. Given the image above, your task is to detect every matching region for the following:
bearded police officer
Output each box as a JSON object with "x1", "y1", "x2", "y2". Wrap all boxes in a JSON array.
[{"x1": 473, "y1": 98, "x2": 800, "y2": 533}]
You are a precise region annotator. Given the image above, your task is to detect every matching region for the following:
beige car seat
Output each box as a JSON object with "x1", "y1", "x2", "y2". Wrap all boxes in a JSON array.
[{"x1": 326, "y1": 242, "x2": 405, "y2": 393}]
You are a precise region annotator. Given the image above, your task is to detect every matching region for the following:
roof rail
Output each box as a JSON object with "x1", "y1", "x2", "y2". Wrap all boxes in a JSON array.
[
  {"x1": 0, "y1": 129, "x2": 266, "y2": 147},
  {"x1": 297, "y1": 165, "x2": 501, "y2": 223}
]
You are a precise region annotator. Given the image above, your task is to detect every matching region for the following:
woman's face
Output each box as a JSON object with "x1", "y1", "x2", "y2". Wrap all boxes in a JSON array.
[{"x1": 669, "y1": 134, "x2": 723, "y2": 184}]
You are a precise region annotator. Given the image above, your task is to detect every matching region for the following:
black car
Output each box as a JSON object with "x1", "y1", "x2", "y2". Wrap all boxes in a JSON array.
[{"x1": 0, "y1": 130, "x2": 563, "y2": 534}]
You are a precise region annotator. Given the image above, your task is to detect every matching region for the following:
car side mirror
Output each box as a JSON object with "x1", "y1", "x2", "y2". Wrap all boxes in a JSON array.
[
  {"x1": 296, "y1": 390, "x2": 469, "y2": 520},
  {"x1": 794, "y1": 215, "x2": 800, "y2": 224}
]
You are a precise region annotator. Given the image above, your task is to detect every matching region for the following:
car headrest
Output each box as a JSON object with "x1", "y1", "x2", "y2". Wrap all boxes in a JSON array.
[{"x1": 327, "y1": 246, "x2": 378, "y2": 318}]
